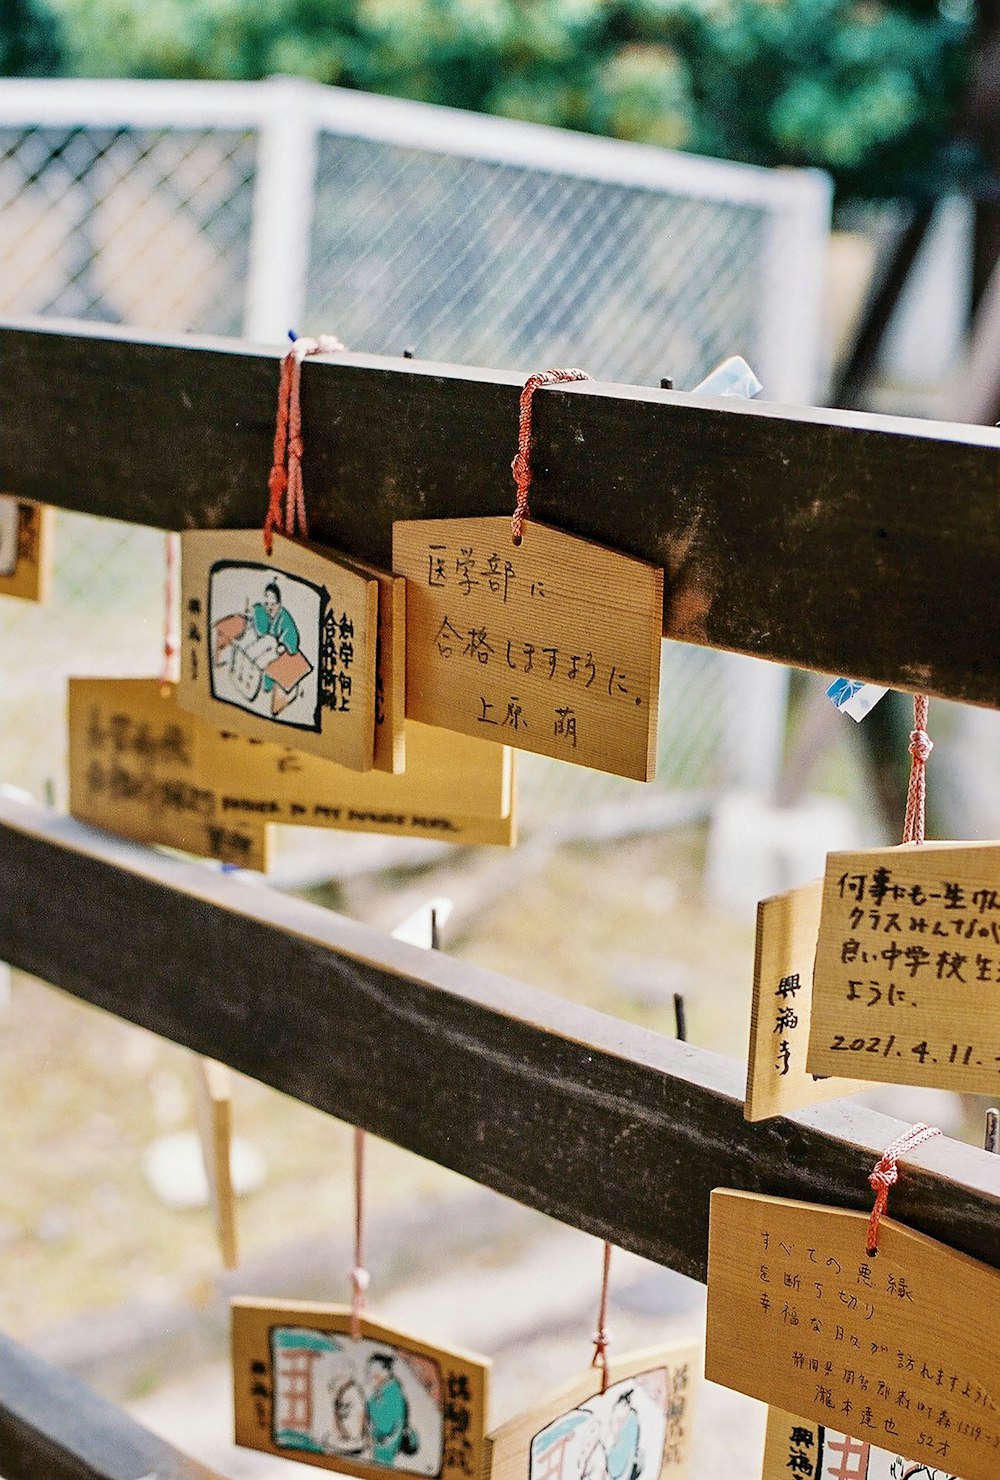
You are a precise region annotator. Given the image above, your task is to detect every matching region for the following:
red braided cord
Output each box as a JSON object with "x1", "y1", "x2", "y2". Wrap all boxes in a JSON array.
[
  {"x1": 511, "y1": 369, "x2": 592, "y2": 544},
  {"x1": 350, "y1": 1126, "x2": 370, "y2": 1340},
  {"x1": 161, "y1": 531, "x2": 180, "y2": 688},
  {"x1": 264, "y1": 334, "x2": 346, "y2": 555},
  {"x1": 263, "y1": 351, "x2": 294, "y2": 557},
  {"x1": 901, "y1": 694, "x2": 933, "y2": 844},
  {"x1": 591, "y1": 1239, "x2": 613, "y2": 1394}
]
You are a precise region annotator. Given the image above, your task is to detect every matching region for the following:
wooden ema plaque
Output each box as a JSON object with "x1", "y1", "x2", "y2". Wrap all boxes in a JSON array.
[
  {"x1": 180, "y1": 529, "x2": 378, "y2": 772},
  {"x1": 706, "y1": 1190, "x2": 1000, "y2": 1480},
  {"x1": 192, "y1": 1056, "x2": 238, "y2": 1270},
  {"x1": 71, "y1": 679, "x2": 515, "y2": 856},
  {"x1": 745, "y1": 880, "x2": 862, "y2": 1122},
  {"x1": 762, "y1": 1404, "x2": 964, "y2": 1480},
  {"x1": 68, "y1": 677, "x2": 269, "y2": 870},
  {"x1": 232, "y1": 1298, "x2": 490, "y2": 1480},
  {"x1": 392, "y1": 516, "x2": 663, "y2": 781},
  {"x1": 808, "y1": 843, "x2": 1000, "y2": 1094},
  {"x1": 341, "y1": 555, "x2": 406, "y2": 775},
  {"x1": 0, "y1": 495, "x2": 52, "y2": 602},
  {"x1": 200, "y1": 718, "x2": 516, "y2": 849},
  {"x1": 487, "y1": 1341, "x2": 698, "y2": 1480}
]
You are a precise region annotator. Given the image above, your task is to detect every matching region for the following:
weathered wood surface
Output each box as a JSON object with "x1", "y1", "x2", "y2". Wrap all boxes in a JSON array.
[
  {"x1": 2, "y1": 319, "x2": 1000, "y2": 708},
  {"x1": 2, "y1": 797, "x2": 998, "y2": 1283},
  {"x1": 0, "y1": 1329, "x2": 226, "y2": 1480}
]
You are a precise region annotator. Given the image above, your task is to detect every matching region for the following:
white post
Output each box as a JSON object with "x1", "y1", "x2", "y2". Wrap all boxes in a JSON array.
[
  {"x1": 756, "y1": 169, "x2": 834, "y2": 406},
  {"x1": 717, "y1": 651, "x2": 790, "y2": 795},
  {"x1": 243, "y1": 76, "x2": 321, "y2": 343}
]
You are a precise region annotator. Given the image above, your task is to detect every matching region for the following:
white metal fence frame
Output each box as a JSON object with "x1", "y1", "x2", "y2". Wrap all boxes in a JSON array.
[{"x1": 0, "y1": 75, "x2": 832, "y2": 403}]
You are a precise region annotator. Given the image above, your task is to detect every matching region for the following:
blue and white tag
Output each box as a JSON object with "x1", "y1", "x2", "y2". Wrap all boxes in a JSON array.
[{"x1": 826, "y1": 677, "x2": 888, "y2": 722}]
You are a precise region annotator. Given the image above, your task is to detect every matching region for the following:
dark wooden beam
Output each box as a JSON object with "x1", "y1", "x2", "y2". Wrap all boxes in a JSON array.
[
  {"x1": 2, "y1": 318, "x2": 1000, "y2": 709},
  {"x1": 2, "y1": 797, "x2": 997, "y2": 1285},
  {"x1": 0, "y1": 1330, "x2": 226, "y2": 1480}
]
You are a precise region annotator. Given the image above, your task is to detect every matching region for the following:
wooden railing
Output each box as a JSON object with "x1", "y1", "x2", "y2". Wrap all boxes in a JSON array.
[{"x1": 2, "y1": 318, "x2": 999, "y2": 1479}]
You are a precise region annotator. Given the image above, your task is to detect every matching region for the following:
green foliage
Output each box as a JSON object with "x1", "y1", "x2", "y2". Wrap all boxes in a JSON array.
[
  {"x1": 48, "y1": 0, "x2": 974, "y2": 194},
  {"x1": 49, "y1": 0, "x2": 365, "y2": 82},
  {"x1": 1, "y1": 0, "x2": 65, "y2": 75}
]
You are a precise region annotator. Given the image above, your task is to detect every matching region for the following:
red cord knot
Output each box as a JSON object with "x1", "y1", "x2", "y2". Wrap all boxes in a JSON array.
[
  {"x1": 264, "y1": 331, "x2": 346, "y2": 553},
  {"x1": 909, "y1": 729, "x2": 933, "y2": 764},
  {"x1": 510, "y1": 449, "x2": 531, "y2": 489},
  {"x1": 901, "y1": 695, "x2": 932, "y2": 845},
  {"x1": 511, "y1": 368, "x2": 592, "y2": 544},
  {"x1": 868, "y1": 1161, "x2": 898, "y2": 1194},
  {"x1": 591, "y1": 1325, "x2": 612, "y2": 1391},
  {"x1": 349, "y1": 1264, "x2": 369, "y2": 1341},
  {"x1": 865, "y1": 1123, "x2": 941, "y2": 1255}
]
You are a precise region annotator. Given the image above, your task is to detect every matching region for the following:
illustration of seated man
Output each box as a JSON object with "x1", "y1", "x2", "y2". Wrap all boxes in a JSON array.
[
  {"x1": 214, "y1": 578, "x2": 313, "y2": 715},
  {"x1": 366, "y1": 1352, "x2": 418, "y2": 1467},
  {"x1": 604, "y1": 1392, "x2": 642, "y2": 1480}
]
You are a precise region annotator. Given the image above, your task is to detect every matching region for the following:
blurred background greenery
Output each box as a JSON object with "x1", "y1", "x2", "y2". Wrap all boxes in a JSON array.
[{"x1": 5, "y1": 0, "x2": 982, "y2": 197}]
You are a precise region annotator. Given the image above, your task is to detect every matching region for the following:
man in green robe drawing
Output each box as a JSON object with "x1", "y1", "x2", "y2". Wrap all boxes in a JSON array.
[
  {"x1": 365, "y1": 1352, "x2": 414, "y2": 1466},
  {"x1": 252, "y1": 581, "x2": 300, "y2": 692}
]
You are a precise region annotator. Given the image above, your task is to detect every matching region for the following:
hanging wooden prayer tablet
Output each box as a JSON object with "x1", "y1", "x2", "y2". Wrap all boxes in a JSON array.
[
  {"x1": 487, "y1": 1341, "x2": 698, "y2": 1480},
  {"x1": 179, "y1": 529, "x2": 378, "y2": 771},
  {"x1": 706, "y1": 1189, "x2": 1000, "y2": 1480},
  {"x1": 200, "y1": 718, "x2": 517, "y2": 848},
  {"x1": 392, "y1": 517, "x2": 663, "y2": 781},
  {"x1": 808, "y1": 842, "x2": 1000, "y2": 1094},
  {"x1": 762, "y1": 1404, "x2": 963, "y2": 1480},
  {"x1": 338, "y1": 555, "x2": 406, "y2": 774},
  {"x1": 745, "y1": 880, "x2": 862, "y2": 1121},
  {"x1": 491, "y1": 1349, "x2": 695, "y2": 1480},
  {"x1": 68, "y1": 677, "x2": 269, "y2": 870},
  {"x1": 232, "y1": 1298, "x2": 490, "y2": 1480},
  {"x1": 0, "y1": 495, "x2": 53, "y2": 602},
  {"x1": 192, "y1": 1055, "x2": 238, "y2": 1271}
]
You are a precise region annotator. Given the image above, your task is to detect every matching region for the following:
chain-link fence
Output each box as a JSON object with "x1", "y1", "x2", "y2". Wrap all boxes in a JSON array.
[
  {"x1": 0, "y1": 77, "x2": 831, "y2": 831},
  {"x1": 0, "y1": 124, "x2": 255, "y2": 330},
  {"x1": 307, "y1": 141, "x2": 765, "y2": 389}
]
